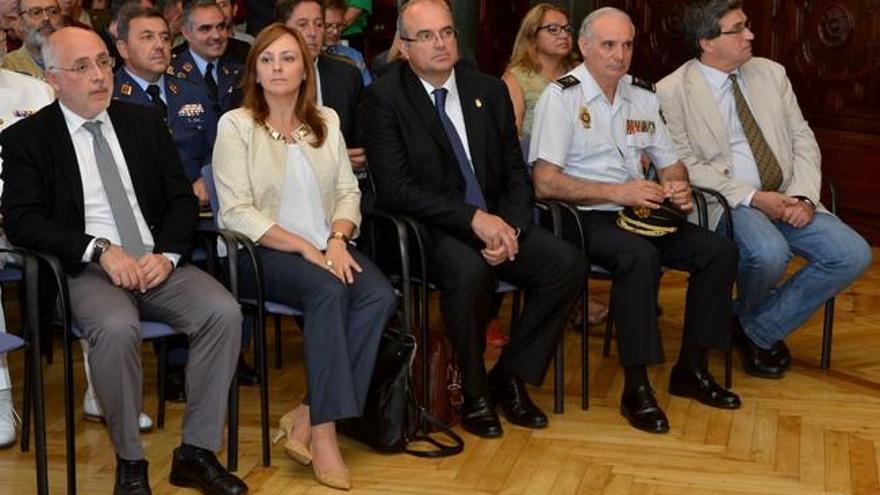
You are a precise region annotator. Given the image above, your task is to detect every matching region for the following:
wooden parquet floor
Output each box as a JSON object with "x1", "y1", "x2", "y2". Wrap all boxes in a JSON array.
[{"x1": 2, "y1": 250, "x2": 880, "y2": 494}]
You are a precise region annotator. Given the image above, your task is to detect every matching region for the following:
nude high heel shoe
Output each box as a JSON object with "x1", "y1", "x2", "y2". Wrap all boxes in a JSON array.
[
  {"x1": 313, "y1": 464, "x2": 351, "y2": 491},
  {"x1": 271, "y1": 410, "x2": 312, "y2": 465}
]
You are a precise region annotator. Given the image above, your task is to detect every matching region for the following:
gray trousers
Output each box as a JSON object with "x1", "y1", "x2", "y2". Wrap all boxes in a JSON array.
[{"x1": 69, "y1": 264, "x2": 242, "y2": 460}]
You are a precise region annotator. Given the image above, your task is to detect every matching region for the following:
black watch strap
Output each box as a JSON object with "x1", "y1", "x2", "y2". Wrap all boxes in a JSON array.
[{"x1": 793, "y1": 195, "x2": 816, "y2": 209}]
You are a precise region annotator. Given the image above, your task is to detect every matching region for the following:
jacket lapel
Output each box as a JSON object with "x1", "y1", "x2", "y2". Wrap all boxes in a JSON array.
[
  {"x1": 47, "y1": 102, "x2": 85, "y2": 213},
  {"x1": 739, "y1": 61, "x2": 781, "y2": 161},
  {"x1": 401, "y1": 65, "x2": 456, "y2": 163},
  {"x1": 684, "y1": 61, "x2": 731, "y2": 157},
  {"x1": 107, "y1": 102, "x2": 147, "y2": 209},
  {"x1": 456, "y1": 70, "x2": 486, "y2": 188}
]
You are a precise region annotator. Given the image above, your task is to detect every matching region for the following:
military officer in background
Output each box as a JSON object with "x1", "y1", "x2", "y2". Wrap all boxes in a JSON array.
[
  {"x1": 529, "y1": 6, "x2": 740, "y2": 434},
  {"x1": 113, "y1": 4, "x2": 215, "y2": 205},
  {"x1": 171, "y1": 0, "x2": 242, "y2": 115}
]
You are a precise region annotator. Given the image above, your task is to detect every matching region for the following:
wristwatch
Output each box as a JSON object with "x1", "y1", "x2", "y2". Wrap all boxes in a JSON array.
[
  {"x1": 327, "y1": 231, "x2": 350, "y2": 244},
  {"x1": 793, "y1": 195, "x2": 816, "y2": 210},
  {"x1": 91, "y1": 238, "x2": 111, "y2": 263}
]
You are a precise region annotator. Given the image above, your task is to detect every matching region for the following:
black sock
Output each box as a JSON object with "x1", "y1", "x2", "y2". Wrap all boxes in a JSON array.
[
  {"x1": 676, "y1": 346, "x2": 707, "y2": 372},
  {"x1": 623, "y1": 365, "x2": 649, "y2": 394}
]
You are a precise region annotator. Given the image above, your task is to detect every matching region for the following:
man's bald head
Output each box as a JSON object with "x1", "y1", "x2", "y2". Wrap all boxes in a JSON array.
[{"x1": 43, "y1": 27, "x2": 114, "y2": 118}]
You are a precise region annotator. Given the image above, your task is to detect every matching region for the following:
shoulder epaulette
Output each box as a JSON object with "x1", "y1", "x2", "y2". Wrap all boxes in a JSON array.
[
  {"x1": 631, "y1": 76, "x2": 655, "y2": 93},
  {"x1": 553, "y1": 74, "x2": 580, "y2": 89}
]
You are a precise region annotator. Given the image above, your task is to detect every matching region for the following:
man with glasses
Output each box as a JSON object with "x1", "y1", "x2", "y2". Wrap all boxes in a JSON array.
[
  {"x1": 657, "y1": 0, "x2": 871, "y2": 378},
  {"x1": 530, "y1": 7, "x2": 741, "y2": 434},
  {"x1": 362, "y1": 0, "x2": 586, "y2": 439},
  {"x1": 324, "y1": 0, "x2": 370, "y2": 85},
  {"x1": 2, "y1": 0, "x2": 63, "y2": 78},
  {"x1": 1, "y1": 26, "x2": 246, "y2": 495}
]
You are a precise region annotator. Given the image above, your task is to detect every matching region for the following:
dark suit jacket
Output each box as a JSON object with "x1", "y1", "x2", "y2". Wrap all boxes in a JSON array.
[
  {"x1": 318, "y1": 53, "x2": 364, "y2": 147},
  {"x1": 361, "y1": 63, "x2": 533, "y2": 244},
  {"x1": 0, "y1": 100, "x2": 199, "y2": 274}
]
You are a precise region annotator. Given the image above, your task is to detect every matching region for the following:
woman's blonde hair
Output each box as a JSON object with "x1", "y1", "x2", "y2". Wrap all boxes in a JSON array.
[{"x1": 506, "y1": 3, "x2": 579, "y2": 74}]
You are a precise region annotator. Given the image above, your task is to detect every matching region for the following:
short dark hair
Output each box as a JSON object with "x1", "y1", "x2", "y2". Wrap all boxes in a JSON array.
[
  {"x1": 274, "y1": 0, "x2": 323, "y2": 23},
  {"x1": 182, "y1": 0, "x2": 222, "y2": 28},
  {"x1": 683, "y1": 0, "x2": 743, "y2": 58},
  {"x1": 117, "y1": 5, "x2": 167, "y2": 41}
]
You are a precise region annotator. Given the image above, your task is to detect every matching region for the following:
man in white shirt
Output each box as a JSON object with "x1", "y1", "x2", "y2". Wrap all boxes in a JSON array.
[
  {"x1": 657, "y1": 0, "x2": 871, "y2": 379},
  {"x1": 0, "y1": 27, "x2": 246, "y2": 494}
]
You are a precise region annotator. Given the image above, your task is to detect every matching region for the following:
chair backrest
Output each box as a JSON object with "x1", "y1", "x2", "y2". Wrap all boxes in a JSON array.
[{"x1": 200, "y1": 165, "x2": 221, "y2": 227}]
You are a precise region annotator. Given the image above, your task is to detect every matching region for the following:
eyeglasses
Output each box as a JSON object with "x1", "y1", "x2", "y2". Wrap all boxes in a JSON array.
[
  {"x1": 324, "y1": 22, "x2": 344, "y2": 33},
  {"x1": 536, "y1": 23, "x2": 573, "y2": 36},
  {"x1": 21, "y1": 6, "x2": 61, "y2": 18},
  {"x1": 400, "y1": 26, "x2": 457, "y2": 43},
  {"x1": 720, "y1": 19, "x2": 751, "y2": 35},
  {"x1": 50, "y1": 56, "x2": 115, "y2": 75}
]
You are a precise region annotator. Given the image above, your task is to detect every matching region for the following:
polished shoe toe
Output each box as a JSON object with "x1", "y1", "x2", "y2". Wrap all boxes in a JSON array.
[
  {"x1": 668, "y1": 366, "x2": 741, "y2": 409},
  {"x1": 114, "y1": 457, "x2": 151, "y2": 495},
  {"x1": 770, "y1": 340, "x2": 792, "y2": 370},
  {"x1": 732, "y1": 317, "x2": 785, "y2": 379},
  {"x1": 169, "y1": 444, "x2": 248, "y2": 494},
  {"x1": 489, "y1": 368, "x2": 548, "y2": 429},
  {"x1": 620, "y1": 385, "x2": 669, "y2": 434},
  {"x1": 460, "y1": 396, "x2": 503, "y2": 438}
]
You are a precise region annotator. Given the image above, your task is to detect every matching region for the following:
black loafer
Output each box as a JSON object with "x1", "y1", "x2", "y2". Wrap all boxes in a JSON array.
[
  {"x1": 668, "y1": 366, "x2": 741, "y2": 409},
  {"x1": 620, "y1": 385, "x2": 669, "y2": 434},
  {"x1": 460, "y1": 395, "x2": 503, "y2": 438},
  {"x1": 770, "y1": 340, "x2": 792, "y2": 370},
  {"x1": 489, "y1": 367, "x2": 548, "y2": 429},
  {"x1": 114, "y1": 456, "x2": 151, "y2": 495},
  {"x1": 169, "y1": 444, "x2": 248, "y2": 495},
  {"x1": 731, "y1": 317, "x2": 785, "y2": 378}
]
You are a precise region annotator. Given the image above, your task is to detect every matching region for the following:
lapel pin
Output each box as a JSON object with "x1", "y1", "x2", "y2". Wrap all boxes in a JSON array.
[
  {"x1": 120, "y1": 83, "x2": 132, "y2": 96},
  {"x1": 475, "y1": 98, "x2": 482, "y2": 108}
]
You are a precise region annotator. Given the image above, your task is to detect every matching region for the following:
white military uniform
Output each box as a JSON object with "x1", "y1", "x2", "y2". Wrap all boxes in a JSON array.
[
  {"x1": 529, "y1": 63, "x2": 678, "y2": 211},
  {"x1": 0, "y1": 68, "x2": 53, "y2": 391}
]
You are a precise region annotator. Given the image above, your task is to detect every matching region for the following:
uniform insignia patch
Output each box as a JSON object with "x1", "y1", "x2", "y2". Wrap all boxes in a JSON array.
[
  {"x1": 177, "y1": 72, "x2": 186, "y2": 79},
  {"x1": 120, "y1": 83, "x2": 132, "y2": 96},
  {"x1": 166, "y1": 65, "x2": 175, "y2": 76},
  {"x1": 169, "y1": 82, "x2": 180, "y2": 95},
  {"x1": 631, "y1": 76, "x2": 656, "y2": 93},
  {"x1": 178, "y1": 103, "x2": 204, "y2": 117},
  {"x1": 626, "y1": 119, "x2": 656, "y2": 134},
  {"x1": 579, "y1": 105, "x2": 591, "y2": 129},
  {"x1": 182, "y1": 62, "x2": 193, "y2": 73},
  {"x1": 554, "y1": 74, "x2": 580, "y2": 89},
  {"x1": 13, "y1": 110, "x2": 35, "y2": 118},
  {"x1": 222, "y1": 66, "x2": 230, "y2": 76}
]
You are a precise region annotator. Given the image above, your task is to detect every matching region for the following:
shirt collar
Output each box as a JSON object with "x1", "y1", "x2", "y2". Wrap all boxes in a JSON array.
[
  {"x1": 577, "y1": 64, "x2": 631, "y2": 105},
  {"x1": 124, "y1": 67, "x2": 165, "y2": 95},
  {"x1": 417, "y1": 68, "x2": 457, "y2": 102},
  {"x1": 189, "y1": 49, "x2": 217, "y2": 76},
  {"x1": 696, "y1": 59, "x2": 741, "y2": 91},
  {"x1": 58, "y1": 100, "x2": 111, "y2": 136}
]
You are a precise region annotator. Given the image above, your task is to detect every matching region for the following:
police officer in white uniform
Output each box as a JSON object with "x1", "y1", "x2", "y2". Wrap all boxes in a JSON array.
[
  {"x1": 0, "y1": 32, "x2": 54, "y2": 446},
  {"x1": 529, "y1": 7, "x2": 740, "y2": 434}
]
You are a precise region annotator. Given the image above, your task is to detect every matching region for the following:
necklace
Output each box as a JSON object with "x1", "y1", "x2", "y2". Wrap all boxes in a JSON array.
[{"x1": 264, "y1": 121, "x2": 312, "y2": 144}]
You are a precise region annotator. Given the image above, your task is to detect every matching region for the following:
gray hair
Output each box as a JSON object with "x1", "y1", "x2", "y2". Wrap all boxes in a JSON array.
[
  {"x1": 683, "y1": 0, "x2": 743, "y2": 58},
  {"x1": 396, "y1": 0, "x2": 452, "y2": 39},
  {"x1": 578, "y1": 6, "x2": 634, "y2": 41},
  {"x1": 182, "y1": 0, "x2": 222, "y2": 30}
]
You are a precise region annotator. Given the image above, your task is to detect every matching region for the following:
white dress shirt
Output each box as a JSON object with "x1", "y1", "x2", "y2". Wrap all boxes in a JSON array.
[
  {"x1": 418, "y1": 69, "x2": 475, "y2": 168},
  {"x1": 277, "y1": 143, "x2": 331, "y2": 250},
  {"x1": 58, "y1": 102, "x2": 179, "y2": 265},
  {"x1": 314, "y1": 58, "x2": 323, "y2": 106},
  {"x1": 696, "y1": 61, "x2": 762, "y2": 205}
]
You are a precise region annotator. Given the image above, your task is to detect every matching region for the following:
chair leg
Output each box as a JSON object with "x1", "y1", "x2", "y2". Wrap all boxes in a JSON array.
[
  {"x1": 227, "y1": 379, "x2": 239, "y2": 472},
  {"x1": 553, "y1": 339, "x2": 564, "y2": 414},
  {"x1": 157, "y1": 340, "x2": 167, "y2": 429},
  {"x1": 256, "y1": 307, "x2": 270, "y2": 467},
  {"x1": 20, "y1": 346, "x2": 31, "y2": 453},
  {"x1": 273, "y1": 315, "x2": 282, "y2": 370},
  {"x1": 602, "y1": 305, "x2": 614, "y2": 357},
  {"x1": 821, "y1": 298, "x2": 835, "y2": 369},
  {"x1": 581, "y1": 289, "x2": 589, "y2": 410},
  {"x1": 62, "y1": 335, "x2": 76, "y2": 495}
]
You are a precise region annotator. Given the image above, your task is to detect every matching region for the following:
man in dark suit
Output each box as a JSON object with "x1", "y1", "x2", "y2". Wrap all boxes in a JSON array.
[
  {"x1": 277, "y1": 0, "x2": 365, "y2": 171},
  {"x1": 0, "y1": 27, "x2": 246, "y2": 495},
  {"x1": 170, "y1": 0, "x2": 243, "y2": 113},
  {"x1": 361, "y1": 0, "x2": 585, "y2": 438}
]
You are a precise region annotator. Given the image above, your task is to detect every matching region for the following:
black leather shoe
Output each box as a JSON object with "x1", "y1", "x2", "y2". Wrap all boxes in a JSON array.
[
  {"x1": 770, "y1": 340, "x2": 792, "y2": 370},
  {"x1": 164, "y1": 367, "x2": 187, "y2": 402},
  {"x1": 489, "y1": 368, "x2": 548, "y2": 429},
  {"x1": 460, "y1": 395, "x2": 503, "y2": 438},
  {"x1": 114, "y1": 456, "x2": 151, "y2": 495},
  {"x1": 169, "y1": 444, "x2": 248, "y2": 495},
  {"x1": 620, "y1": 385, "x2": 669, "y2": 434},
  {"x1": 668, "y1": 366, "x2": 741, "y2": 409},
  {"x1": 731, "y1": 317, "x2": 785, "y2": 379},
  {"x1": 237, "y1": 356, "x2": 260, "y2": 386}
]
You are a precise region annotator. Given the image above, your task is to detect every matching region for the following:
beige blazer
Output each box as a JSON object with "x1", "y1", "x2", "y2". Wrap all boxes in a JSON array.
[
  {"x1": 212, "y1": 106, "x2": 361, "y2": 243},
  {"x1": 657, "y1": 57, "x2": 823, "y2": 228}
]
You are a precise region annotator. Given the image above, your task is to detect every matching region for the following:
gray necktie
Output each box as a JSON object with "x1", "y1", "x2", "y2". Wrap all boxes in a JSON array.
[{"x1": 82, "y1": 121, "x2": 147, "y2": 257}]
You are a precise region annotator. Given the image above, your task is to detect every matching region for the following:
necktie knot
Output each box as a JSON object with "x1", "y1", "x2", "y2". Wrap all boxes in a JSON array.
[
  {"x1": 146, "y1": 84, "x2": 162, "y2": 99},
  {"x1": 206, "y1": 62, "x2": 214, "y2": 73},
  {"x1": 82, "y1": 120, "x2": 102, "y2": 137},
  {"x1": 432, "y1": 88, "x2": 448, "y2": 111}
]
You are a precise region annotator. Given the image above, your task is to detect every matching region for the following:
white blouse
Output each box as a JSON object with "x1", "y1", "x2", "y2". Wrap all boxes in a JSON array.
[{"x1": 277, "y1": 143, "x2": 331, "y2": 250}]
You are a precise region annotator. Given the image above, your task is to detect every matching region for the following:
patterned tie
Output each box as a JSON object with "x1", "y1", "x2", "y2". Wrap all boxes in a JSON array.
[
  {"x1": 729, "y1": 74, "x2": 783, "y2": 191},
  {"x1": 204, "y1": 62, "x2": 219, "y2": 100},
  {"x1": 82, "y1": 121, "x2": 147, "y2": 258},
  {"x1": 432, "y1": 88, "x2": 487, "y2": 210},
  {"x1": 145, "y1": 84, "x2": 167, "y2": 116}
]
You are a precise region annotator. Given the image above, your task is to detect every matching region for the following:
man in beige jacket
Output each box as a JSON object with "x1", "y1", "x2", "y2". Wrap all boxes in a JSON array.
[{"x1": 657, "y1": 0, "x2": 871, "y2": 379}]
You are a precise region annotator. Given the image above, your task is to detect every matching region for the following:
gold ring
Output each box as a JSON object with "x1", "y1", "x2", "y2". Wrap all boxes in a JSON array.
[{"x1": 325, "y1": 259, "x2": 334, "y2": 267}]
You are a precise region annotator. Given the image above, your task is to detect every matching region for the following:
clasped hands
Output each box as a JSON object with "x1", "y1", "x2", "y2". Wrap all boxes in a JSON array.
[
  {"x1": 615, "y1": 179, "x2": 693, "y2": 213},
  {"x1": 751, "y1": 191, "x2": 814, "y2": 228},
  {"x1": 472, "y1": 209, "x2": 519, "y2": 266},
  {"x1": 99, "y1": 245, "x2": 173, "y2": 293}
]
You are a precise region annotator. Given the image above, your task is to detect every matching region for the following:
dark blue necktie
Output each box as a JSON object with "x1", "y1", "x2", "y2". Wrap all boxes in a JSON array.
[{"x1": 432, "y1": 88, "x2": 486, "y2": 210}]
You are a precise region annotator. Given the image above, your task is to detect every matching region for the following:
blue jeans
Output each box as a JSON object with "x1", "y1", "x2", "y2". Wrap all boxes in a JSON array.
[{"x1": 717, "y1": 207, "x2": 871, "y2": 349}]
